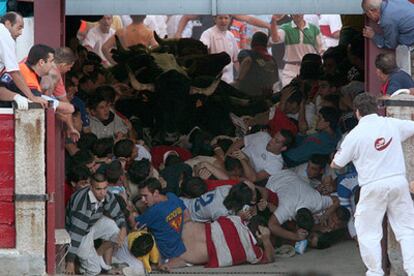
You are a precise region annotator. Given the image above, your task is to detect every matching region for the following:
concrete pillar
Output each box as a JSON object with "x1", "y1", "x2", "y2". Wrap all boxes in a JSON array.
[
  {"x1": 0, "y1": 108, "x2": 47, "y2": 275},
  {"x1": 384, "y1": 93, "x2": 414, "y2": 276}
]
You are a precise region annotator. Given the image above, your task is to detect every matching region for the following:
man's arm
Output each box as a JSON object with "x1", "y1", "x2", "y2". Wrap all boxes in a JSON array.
[
  {"x1": 256, "y1": 225, "x2": 275, "y2": 263},
  {"x1": 270, "y1": 15, "x2": 285, "y2": 43},
  {"x1": 175, "y1": 15, "x2": 198, "y2": 38},
  {"x1": 330, "y1": 160, "x2": 343, "y2": 169},
  {"x1": 236, "y1": 56, "x2": 252, "y2": 82},
  {"x1": 233, "y1": 15, "x2": 271, "y2": 30},
  {"x1": 374, "y1": 22, "x2": 399, "y2": 49},
  {"x1": 101, "y1": 35, "x2": 117, "y2": 65},
  {"x1": 227, "y1": 138, "x2": 245, "y2": 154},
  {"x1": 268, "y1": 214, "x2": 305, "y2": 241},
  {"x1": 0, "y1": 87, "x2": 29, "y2": 110},
  {"x1": 9, "y1": 71, "x2": 48, "y2": 108}
]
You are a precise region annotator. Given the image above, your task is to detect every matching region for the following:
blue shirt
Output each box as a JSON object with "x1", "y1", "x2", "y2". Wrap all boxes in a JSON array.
[
  {"x1": 71, "y1": 96, "x2": 90, "y2": 127},
  {"x1": 283, "y1": 130, "x2": 340, "y2": 167},
  {"x1": 373, "y1": 0, "x2": 414, "y2": 49},
  {"x1": 136, "y1": 193, "x2": 187, "y2": 258},
  {"x1": 0, "y1": 1, "x2": 6, "y2": 17},
  {"x1": 386, "y1": 70, "x2": 414, "y2": 95},
  {"x1": 337, "y1": 171, "x2": 358, "y2": 211}
]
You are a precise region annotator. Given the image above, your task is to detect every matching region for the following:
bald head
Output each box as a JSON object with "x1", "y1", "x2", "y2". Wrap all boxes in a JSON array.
[
  {"x1": 1, "y1": 12, "x2": 24, "y2": 40},
  {"x1": 362, "y1": 0, "x2": 382, "y2": 22},
  {"x1": 362, "y1": 0, "x2": 382, "y2": 11}
]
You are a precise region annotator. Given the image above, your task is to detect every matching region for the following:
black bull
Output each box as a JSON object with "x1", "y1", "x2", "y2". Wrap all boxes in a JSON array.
[{"x1": 111, "y1": 34, "x2": 270, "y2": 138}]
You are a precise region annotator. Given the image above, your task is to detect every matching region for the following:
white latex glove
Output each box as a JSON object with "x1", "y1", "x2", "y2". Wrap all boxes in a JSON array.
[{"x1": 13, "y1": 94, "x2": 29, "y2": 110}]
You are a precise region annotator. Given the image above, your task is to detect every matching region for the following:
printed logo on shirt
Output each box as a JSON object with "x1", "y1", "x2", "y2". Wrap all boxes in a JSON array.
[
  {"x1": 166, "y1": 207, "x2": 183, "y2": 232},
  {"x1": 374, "y1": 137, "x2": 392, "y2": 151}
]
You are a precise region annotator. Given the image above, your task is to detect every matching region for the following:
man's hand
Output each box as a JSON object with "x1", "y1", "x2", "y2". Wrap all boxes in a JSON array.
[
  {"x1": 65, "y1": 261, "x2": 75, "y2": 275},
  {"x1": 230, "y1": 149, "x2": 248, "y2": 161},
  {"x1": 198, "y1": 167, "x2": 212, "y2": 180},
  {"x1": 29, "y1": 96, "x2": 48, "y2": 109},
  {"x1": 115, "y1": 227, "x2": 127, "y2": 248},
  {"x1": 158, "y1": 263, "x2": 171, "y2": 272},
  {"x1": 256, "y1": 225, "x2": 271, "y2": 241},
  {"x1": 257, "y1": 198, "x2": 268, "y2": 211},
  {"x1": 362, "y1": 26, "x2": 375, "y2": 39},
  {"x1": 271, "y1": 14, "x2": 285, "y2": 23},
  {"x1": 67, "y1": 128, "x2": 81, "y2": 143},
  {"x1": 13, "y1": 94, "x2": 30, "y2": 110}
]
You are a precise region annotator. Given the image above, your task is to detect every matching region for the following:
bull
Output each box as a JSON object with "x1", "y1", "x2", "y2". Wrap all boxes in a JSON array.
[{"x1": 111, "y1": 33, "x2": 269, "y2": 142}]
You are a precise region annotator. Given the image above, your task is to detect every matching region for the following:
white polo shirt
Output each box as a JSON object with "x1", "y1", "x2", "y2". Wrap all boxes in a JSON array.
[
  {"x1": 242, "y1": 131, "x2": 284, "y2": 175},
  {"x1": 266, "y1": 170, "x2": 333, "y2": 224},
  {"x1": 82, "y1": 25, "x2": 115, "y2": 64},
  {"x1": 333, "y1": 114, "x2": 414, "y2": 186},
  {"x1": 200, "y1": 25, "x2": 239, "y2": 83},
  {"x1": 0, "y1": 23, "x2": 19, "y2": 73}
]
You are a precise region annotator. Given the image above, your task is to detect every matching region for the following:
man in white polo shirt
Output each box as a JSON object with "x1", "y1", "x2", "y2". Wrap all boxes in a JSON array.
[
  {"x1": 228, "y1": 129, "x2": 294, "y2": 182},
  {"x1": 200, "y1": 15, "x2": 239, "y2": 84},
  {"x1": 331, "y1": 93, "x2": 414, "y2": 276},
  {"x1": 0, "y1": 12, "x2": 47, "y2": 108}
]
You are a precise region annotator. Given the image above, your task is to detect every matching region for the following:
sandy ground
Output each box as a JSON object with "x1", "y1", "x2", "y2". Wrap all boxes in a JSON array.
[{"x1": 151, "y1": 240, "x2": 366, "y2": 276}]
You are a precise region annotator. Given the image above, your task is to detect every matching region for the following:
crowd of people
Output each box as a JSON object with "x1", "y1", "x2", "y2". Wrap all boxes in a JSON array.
[{"x1": 0, "y1": 0, "x2": 414, "y2": 275}]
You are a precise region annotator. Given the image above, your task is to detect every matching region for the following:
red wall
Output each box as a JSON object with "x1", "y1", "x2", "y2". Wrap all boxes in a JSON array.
[{"x1": 0, "y1": 114, "x2": 16, "y2": 248}]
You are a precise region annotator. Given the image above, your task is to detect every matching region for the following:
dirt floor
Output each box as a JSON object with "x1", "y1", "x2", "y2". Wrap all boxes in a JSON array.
[{"x1": 155, "y1": 240, "x2": 366, "y2": 276}]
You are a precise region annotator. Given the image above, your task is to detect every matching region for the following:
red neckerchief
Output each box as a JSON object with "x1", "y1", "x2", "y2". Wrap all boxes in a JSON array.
[
  {"x1": 251, "y1": 45, "x2": 273, "y2": 61},
  {"x1": 381, "y1": 79, "x2": 390, "y2": 95}
]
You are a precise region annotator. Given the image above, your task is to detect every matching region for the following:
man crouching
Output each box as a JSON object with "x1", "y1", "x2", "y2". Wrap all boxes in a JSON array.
[{"x1": 65, "y1": 173, "x2": 127, "y2": 275}]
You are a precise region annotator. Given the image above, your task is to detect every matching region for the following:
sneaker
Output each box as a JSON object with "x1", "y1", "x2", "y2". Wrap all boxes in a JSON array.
[{"x1": 98, "y1": 255, "x2": 112, "y2": 271}]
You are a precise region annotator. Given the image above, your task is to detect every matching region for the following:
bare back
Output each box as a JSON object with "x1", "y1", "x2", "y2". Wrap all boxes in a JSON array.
[
  {"x1": 117, "y1": 23, "x2": 158, "y2": 48},
  {"x1": 180, "y1": 221, "x2": 209, "y2": 265}
]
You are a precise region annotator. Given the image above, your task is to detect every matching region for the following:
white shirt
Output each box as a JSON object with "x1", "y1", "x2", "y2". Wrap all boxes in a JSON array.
[
  {"x1": 82, "y1": 25, "x2": 115, "y2": 63},
  {"x1": 181, "y1": 185, "x2": 231, "y2": 222},
  {"x1": 318, "y1": 14, "x2": 342, "y2": 49},
  {"x1": 242, "y1": 132, "x2": 284, "y2": 175},
  {"x1": 0, "y1": 23, "x2": 19, "y2": 73},
  {"x1": 266, "y1": 170, "x2": 333, "y2": 224},
  {"x1": 135, "y1": 144, "x2": 152, "y2": 162},
  {"x1": 166, "y1": 15, "x2": 193, "y2": 38},
  {"x1": 88, "y1": 190, "x2": 104, "y2": 211},
  {"x1": 144, "y1": 15, "x2": 168, "y2": 39},
  {"x1": 304, "y1": 14, "x2": 342, "y2": 50},
  {"x1": 333, "y1": 114, "x2": 414, "y2": 186},
  {"x1": 200, "y1": 25, "x2": 239, "y2": 83}
]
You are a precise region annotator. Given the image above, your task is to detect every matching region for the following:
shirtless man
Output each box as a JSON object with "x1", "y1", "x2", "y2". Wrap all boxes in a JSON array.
[
  {"x1": 159, "y1": 215, "x2": 274, "y2": 271},
  {"x1": 102, "y1": 15, "x2": 158, "y2": 65}
]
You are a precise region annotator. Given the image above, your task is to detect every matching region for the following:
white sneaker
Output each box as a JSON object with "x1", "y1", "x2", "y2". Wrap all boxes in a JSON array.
[{"x1": 98, "y1": 255, "x2": 112, "y2": 271}]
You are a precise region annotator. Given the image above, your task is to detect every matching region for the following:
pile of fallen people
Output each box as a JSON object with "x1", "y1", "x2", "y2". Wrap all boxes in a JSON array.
[{"x1": 58, "y1": 16, "x2": 370, "y2": 276}]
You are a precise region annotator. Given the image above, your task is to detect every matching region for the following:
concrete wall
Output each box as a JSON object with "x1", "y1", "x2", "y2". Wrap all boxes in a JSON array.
[
  {"x1": 0, "y1": 108, "x2": 46, "y2": 276},
  {"x1": 384, "y1": 94, "x2": 414, "y2": 276}
]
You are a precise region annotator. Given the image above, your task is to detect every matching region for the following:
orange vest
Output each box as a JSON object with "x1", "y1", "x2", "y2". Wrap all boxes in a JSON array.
[{"x1": 19, "y1": 62, "x2": 41, "y2": 91}]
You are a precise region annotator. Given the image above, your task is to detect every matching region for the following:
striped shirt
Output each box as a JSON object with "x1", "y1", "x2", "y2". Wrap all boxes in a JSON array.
[{"x1": 65, "y1": 187, "x2": 126, "y2": 261}]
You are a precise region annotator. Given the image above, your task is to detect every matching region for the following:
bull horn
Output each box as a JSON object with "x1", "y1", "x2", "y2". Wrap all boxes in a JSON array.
[
  {"x1": 127, "y1": 66, "x2": 155, "y2": 92},
  {"x1": 154, "y1": 31, "x2": 164, "y2": 45},
  {"x1": 189, "y1": 75, "x2": 221, "y2": 96}
]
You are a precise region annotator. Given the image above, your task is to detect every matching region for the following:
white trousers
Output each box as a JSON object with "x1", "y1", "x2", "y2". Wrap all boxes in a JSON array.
[
  {"x1": 113, "y1": 239, "x2": 145, "y2": 274},
  {"x1": 355, "y1": 175, "x2": 414, "y2": 276},
  {"x1": 77, "y1": 216, "x2": 120, "y2": 276}
]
